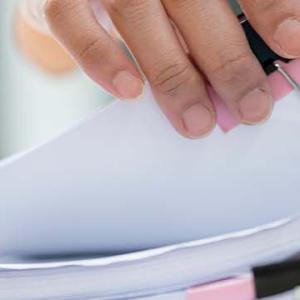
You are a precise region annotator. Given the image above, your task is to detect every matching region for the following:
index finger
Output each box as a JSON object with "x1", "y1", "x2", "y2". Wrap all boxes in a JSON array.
[{"x1": 45, "y1": 0, "x2": 144, "y2": 100}]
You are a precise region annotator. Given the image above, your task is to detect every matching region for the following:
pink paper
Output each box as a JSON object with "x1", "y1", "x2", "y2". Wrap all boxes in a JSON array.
[
  {"x1": 212, "y1": 59, "x2": 300, "y2": 132},
  {"x1": 187, "y1": 276, "x2": 255, "y2": 300}
]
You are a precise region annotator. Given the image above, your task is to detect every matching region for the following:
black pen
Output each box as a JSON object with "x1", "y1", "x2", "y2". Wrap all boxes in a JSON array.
[{"x1": 254, "y1": 257, "x2": 300, "y2": 298}]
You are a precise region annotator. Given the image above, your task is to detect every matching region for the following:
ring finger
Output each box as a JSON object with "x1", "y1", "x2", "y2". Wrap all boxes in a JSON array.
[{"x1": 163, "y1": 0, "x2": 274, "y2": 125}]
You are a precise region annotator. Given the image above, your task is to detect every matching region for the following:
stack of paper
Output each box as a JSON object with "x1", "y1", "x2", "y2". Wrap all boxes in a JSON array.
[
  {"x1": 1, "y1": 87, "x2": 300, "y2": 299},
  {"x1": 1, "y1": 216, "x2": 300, "y2": 299}
]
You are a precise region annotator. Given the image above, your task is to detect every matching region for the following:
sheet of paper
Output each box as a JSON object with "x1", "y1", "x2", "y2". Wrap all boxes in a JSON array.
[
  {"x1": 0, "y1": 85, "x2": 300, "y2": 257},
  {"x1": 0, "y1": 216, "x2": 292, "y2": 269},
  {"x1": 138, "y1": 291, "x2": 185, "y2": 300},
  {"x1": 137, "y1": 290, "x2": 293, "y2": 300}
]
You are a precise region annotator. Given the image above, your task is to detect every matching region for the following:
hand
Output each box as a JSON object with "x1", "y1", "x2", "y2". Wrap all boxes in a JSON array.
[{"x1": 44, "y1": 0, "x2": 300, "y2": 138}]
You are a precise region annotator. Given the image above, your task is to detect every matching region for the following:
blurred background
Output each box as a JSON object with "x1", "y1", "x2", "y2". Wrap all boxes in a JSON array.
[
  {"x1": 0, "y1": 0, "x2": 112, "y2": 159},
  {"x1": 0, "y1": 0, "x2": 240, "y2": 160}
]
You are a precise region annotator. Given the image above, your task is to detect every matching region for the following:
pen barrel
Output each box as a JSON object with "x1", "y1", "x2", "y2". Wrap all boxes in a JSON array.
[
  {"x1": 254, "y1": 260, "x2": 300, "y2": 298},
  {"x1": 240, "y1": 16, "x2": 290, "y2": 75}
]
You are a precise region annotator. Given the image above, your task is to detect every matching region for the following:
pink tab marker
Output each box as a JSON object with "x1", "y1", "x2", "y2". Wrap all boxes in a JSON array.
[
  {"x1": 187, "y1": 275, "x2": 256, "y2": 300},
  {"x1": 213, "y1": 59, "x2": 300, "y2": 132}
]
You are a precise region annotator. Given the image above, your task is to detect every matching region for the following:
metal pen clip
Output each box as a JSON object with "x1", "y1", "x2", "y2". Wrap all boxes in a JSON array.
[{"x1": 274, "y1": 63, "x2": 300, "y2": 91}]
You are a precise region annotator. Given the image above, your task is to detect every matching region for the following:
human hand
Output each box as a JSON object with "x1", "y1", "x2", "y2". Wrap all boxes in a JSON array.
[{"x1": 44, "y1": 0, "x2": 300, "y2": 138}]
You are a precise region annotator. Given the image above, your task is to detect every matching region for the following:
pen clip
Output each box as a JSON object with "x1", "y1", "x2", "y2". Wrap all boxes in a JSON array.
[{"x1": 274, "y1": 62, "x2": 300, "y2": 91}]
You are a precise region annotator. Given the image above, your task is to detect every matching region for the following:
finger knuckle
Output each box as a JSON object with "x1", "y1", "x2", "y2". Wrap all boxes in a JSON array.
[
  {"x1": 44, "y1": 0, "x2": 78, "y2": 23},
  {"x1": 78, "y1": 38, "x2": 108, "y2": 66},
  {"x1": 252, "y1": 0, "x2": 280, "y2": 10},
  {"x1": 208, "y1": 52, "x2": 251, "y2": 83},
  {"x1": 163, "y1": 0, "x2": 189, "y2": 11},
  {"x1": 108, "y1": 0, "x2": 146, "y2": 18},
  {"x1": 150, "y1": 62, "x2": 192, "y2": 96}
]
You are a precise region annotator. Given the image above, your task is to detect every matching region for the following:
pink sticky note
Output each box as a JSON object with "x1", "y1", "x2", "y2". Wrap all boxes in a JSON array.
[
  {"x1": 209, "y1": 88, "x2": 239, "y2": 133},
  {"x1": 212, "y1": 59, "x2": 300, "y2": 132},
  {"x1": 187, "y1": 276, "x2": 256, "y2": 300}
]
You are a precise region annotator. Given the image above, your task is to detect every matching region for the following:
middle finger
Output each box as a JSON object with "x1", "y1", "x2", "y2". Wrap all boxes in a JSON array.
[{"x1": 103, "y1": 0, "x2": 216, "y2": 138}]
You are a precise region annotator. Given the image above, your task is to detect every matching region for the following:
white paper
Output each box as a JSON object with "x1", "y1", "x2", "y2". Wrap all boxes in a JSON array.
[
  {"x1": 0, "y1": 85, "x2": 300, "y2": 257},
  {"x1": 1, "y1": 216, "x2": 300, "y2": 300},
  {"x1": 0, "y1": 217, "x2": 292, "y2": 269},
  {"x1": 140, "y1": 290, "x2": 294, "y2": 300},
  {"x1": 138, "y1": 291, "x2": 185, "y2": 300}
]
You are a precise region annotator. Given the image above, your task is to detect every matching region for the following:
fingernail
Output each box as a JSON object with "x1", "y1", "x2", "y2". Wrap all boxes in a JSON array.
[
  {"x1": 239, "y1": 87, "x2": 273, "y2": 125},
  {"x1": 274, "y1": 18, "x2": 300, "y2": 58},
  {"x1": 113, "y1": 71, "x2": 144, "y2": 100},
  {"x1": 182, "y1": 103, "x2": 215, "y2": 138}
]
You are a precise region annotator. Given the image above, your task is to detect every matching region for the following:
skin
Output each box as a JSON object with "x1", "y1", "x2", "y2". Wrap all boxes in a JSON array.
[{"x1": 44, "y1": 0, "x2": 300, "y2": 139}]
